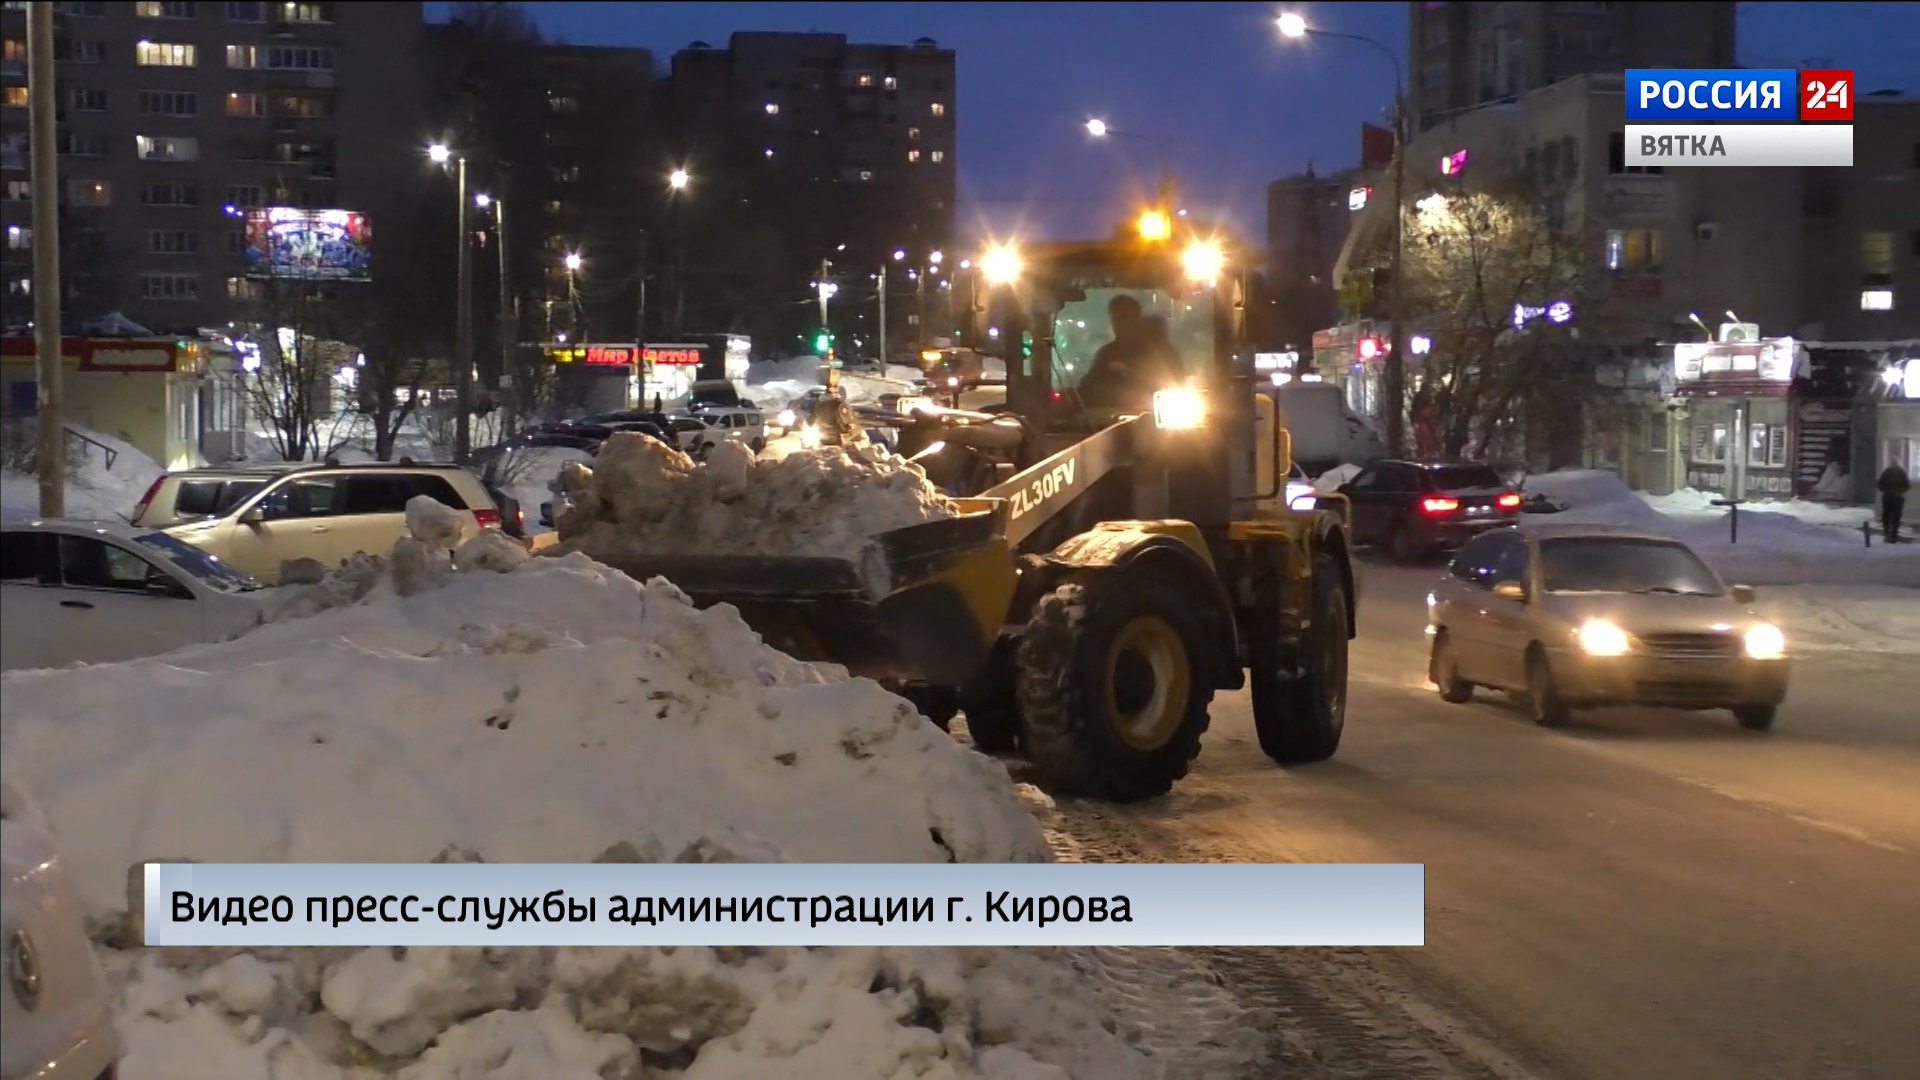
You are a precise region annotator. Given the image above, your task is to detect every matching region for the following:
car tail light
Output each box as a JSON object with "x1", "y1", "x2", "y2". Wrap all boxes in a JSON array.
[
  {"x1": 473, "y1": 508, "x2": 502, "y2": 529},
  {"x1": 1421, "y1": 497, "x2": 1460, "y2": 514},
  {"x1": 515, "y1": 505, "x2": 525, "y2": 526},
  {"x1": 1497, "y1": 492, "x2": 1522, "y2": 509},
  {"x1": 131, "y1": 476, "x2": 166, "y2": 522}
]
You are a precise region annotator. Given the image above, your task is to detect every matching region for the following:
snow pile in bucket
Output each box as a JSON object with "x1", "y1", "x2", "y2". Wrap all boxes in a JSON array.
[
  {"x1": 0, "y1": 497, "x2": 1148, "y2": 1077},
  {"x1": 552, "y1": 431, "x2": 958, "y2": 565}
]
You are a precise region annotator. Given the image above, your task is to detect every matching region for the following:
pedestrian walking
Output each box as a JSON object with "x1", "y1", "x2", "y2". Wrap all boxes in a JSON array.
[{"x1": 1878, "y1": 461, "x2": 1909, "y2": 543}]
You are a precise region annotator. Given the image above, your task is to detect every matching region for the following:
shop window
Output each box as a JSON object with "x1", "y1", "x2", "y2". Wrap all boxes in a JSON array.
[
  {"x1": 1748, "y1": 422, "x2": 1788, "y2": 468},
  {"x1": 1691, "y1": 421, "x2": 1729, "y2": 464}
]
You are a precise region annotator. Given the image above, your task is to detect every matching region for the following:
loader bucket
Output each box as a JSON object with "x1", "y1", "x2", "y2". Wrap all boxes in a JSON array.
[{"x1": 593, "y1": 508, "x2": 1017, "y2": 689}]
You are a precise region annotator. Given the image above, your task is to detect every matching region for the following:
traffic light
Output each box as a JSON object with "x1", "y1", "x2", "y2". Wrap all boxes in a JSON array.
[{"x1": 813, "y1": 330, "x2": 832, "y2": 354}]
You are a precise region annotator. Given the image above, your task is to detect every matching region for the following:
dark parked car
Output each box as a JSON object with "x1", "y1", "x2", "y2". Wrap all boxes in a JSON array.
[{"x1": 1337, "y1": 460, "x2": 1523, "y2": 563}]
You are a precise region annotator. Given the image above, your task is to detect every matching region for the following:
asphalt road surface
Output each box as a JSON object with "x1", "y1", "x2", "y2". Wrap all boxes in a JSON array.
[{"x1": 1030, "y1": 560, "x2": 1920, "y2": 1080}]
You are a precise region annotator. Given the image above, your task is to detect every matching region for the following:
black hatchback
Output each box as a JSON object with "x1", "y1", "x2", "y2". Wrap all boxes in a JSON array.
[{"x1": 1337, "y1": 460, "x2": 1523, "y2": 563}]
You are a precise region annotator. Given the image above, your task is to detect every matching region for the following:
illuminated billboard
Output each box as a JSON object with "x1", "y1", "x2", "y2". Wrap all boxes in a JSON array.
[{"x1": 244, "y1": 208, "x2": 372, "y2": 282}]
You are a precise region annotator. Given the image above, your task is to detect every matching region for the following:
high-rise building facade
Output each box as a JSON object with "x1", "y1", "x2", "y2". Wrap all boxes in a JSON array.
[
  {"x1": 1, "y1": 0, "x2": 425, "y2": 333},
  {"x1": 1407, "y1": 1, "x2": 1735, "y2": 132},
  {"x1": 668, "y1": 31, "x2": 956, "y2": 354}
]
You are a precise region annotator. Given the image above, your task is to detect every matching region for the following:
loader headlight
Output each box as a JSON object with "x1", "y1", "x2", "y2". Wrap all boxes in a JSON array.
[
  {"x1": 798, "y1": 425, "x2": 821, "y2": 448},
  {"x1": 777, "y1": 408, "x2": 796, "y2": 428},
  {"x1": 1743, "y1": 622, "x2": 1786, "y2": 660},
  {"x1": 1152, "y1": 387, "x2": 1207, "y2": 430},
  {"x1": 1577, "y1": 619, "x2": 1631, "y2": 656}
]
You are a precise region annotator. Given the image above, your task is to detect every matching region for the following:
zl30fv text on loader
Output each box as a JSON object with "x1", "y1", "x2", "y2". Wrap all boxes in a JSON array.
[{"x1": 597, "y1": 220, "x2": 1357, "y2": 803}]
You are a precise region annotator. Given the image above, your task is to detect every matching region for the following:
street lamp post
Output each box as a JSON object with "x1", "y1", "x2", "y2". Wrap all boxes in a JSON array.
[
  {"x1": 429, "y1": 143, "x2": 475, "y2": 463},
  {"x1": 666, "y1": 168, "x2": 690, "y2": 336},
  {"x1": 1278, "y1": 13, "x2": 1409, "y2": 458},
  {"x1": 475, "y1": 191, "x2": 516, "y2": 433}
]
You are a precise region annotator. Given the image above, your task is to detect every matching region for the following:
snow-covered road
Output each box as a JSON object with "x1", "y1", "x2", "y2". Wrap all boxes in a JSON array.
[{"x1": 1022, "y1": 560, "x2": 1920, "y2": 1079}]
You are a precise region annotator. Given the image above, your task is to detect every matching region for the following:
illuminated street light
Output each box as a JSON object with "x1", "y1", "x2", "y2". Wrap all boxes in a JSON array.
[
  {"x1": 929, "y1": 250, "x2": 943, "y2": 265},
  {"x1": 564, "y1": 252, "x2": 582, "y2": 271},
  {"x1": 1181, "y1": 239, "x2": 1226, "y2": 282},
  {"x1": 893, "y1": 248, "x2": 907, "y2": 261},
  {"x1": 669, "y1": 168, "x2": 690, "y2": 190},
  {"x1": 1085, "y1": 118, "x2": 1109, "y2": 138},
  {"x1": 1137, "y1": 209, "x2": 1172, "y2": 242},
  {"x1": 1276, "y1": 12, "x2": 1307, "y2": 38},
  {"x1": 473, "y1": 192, "x2": 491, "y2": 208},
  {"x1": 979, "y1": 244, "x2": 1023, "y2": 286},
  {"x1": 427, "y1": 142, "x2": 452, "y2": 164}
]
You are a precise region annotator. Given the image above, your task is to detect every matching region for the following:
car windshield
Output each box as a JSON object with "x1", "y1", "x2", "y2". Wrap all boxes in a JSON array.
[
  {"x1": 131, "y1": 531, "x2": 264, "y2": 592},
  {"x1": 1539, "y1": 537, "x2": 1724, "y2": 596},
  {"x1": 1430, "y1": 466, "x2": 1506, "y2": 490}
]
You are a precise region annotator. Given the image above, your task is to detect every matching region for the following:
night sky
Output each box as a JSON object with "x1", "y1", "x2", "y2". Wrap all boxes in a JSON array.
[{"x1": 438, "y1": 2, "x2": 1918, "y2": 246}]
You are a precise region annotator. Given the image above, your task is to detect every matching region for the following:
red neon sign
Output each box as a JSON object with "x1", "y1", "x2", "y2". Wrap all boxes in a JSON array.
[
  {"x1": 583, "y1": 345, "x2": 635, "y2": 365},
  {"x1": 643, "y1": 345, "x2": 705, "y2": 366}
]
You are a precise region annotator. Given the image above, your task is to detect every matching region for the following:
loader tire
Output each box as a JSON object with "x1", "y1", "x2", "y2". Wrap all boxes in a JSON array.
[
  {"x1": 1249, "y1": 550, "x2": 1349, "y2": 765},
  {"x1": 1016, "y1": 570, "x2": 1213, "y2": 802}
]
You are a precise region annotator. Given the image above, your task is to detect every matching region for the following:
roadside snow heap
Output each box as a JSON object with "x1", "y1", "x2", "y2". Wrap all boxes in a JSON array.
[
  {"x1": 0, "y1": 499, "x2": 1175, "y2": 1079},
  {"x1": 552, "y1": 432, "x2": 958, "y2": 564}
]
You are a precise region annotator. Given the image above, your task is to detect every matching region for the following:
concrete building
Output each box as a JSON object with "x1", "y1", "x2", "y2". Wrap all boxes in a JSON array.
[
  {"x1": 667, "y1": 31, "x2": 956, "y2": 355},
  {"x1": 1408, "y1": 0, "x2": 1735, "y2": 133},
  {"x1": 1265, "y1": 166, "x2": 1356, "y2": 354},
  {"x1": 1, "y1": 0, "x2": 426, "y2": 334},
  {"x1": 1333, "y1": 73, "x2": 1920, "y2": 500}
]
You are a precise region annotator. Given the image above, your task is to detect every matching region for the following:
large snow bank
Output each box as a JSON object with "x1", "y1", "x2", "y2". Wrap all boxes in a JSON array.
[
  {"x1": 0, "y1": 424, "x2": 165, "y2": 523},
  {"x1": 1522, "y1": 469, "x2": 1920, "y2": 586},
  {"x1": 1752, "y1": 585, "x2": 1920, "y2": 654},
  {"x1": 0, "y1": 495, "x2": 1163, "y2": 1078},
  {"x1": 553, "y1": 432, "x2": 956, "y2": 565}
]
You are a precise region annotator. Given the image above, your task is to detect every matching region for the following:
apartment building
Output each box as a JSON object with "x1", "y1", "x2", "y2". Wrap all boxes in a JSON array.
[{"x1": 1, "y1": 0, "x2": 424, "y2": 333}]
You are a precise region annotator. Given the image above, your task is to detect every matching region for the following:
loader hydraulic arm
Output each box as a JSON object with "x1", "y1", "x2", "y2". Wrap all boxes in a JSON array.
[{"x1": 980, "y1": 415, "x2": 1140, "y2": 550}]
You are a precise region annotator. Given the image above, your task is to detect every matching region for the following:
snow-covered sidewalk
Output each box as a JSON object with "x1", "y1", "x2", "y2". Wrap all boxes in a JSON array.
[
  {"x1": 0, "y1": 504, "x2": 1212, "y2": 1078},
  {"x1": 1521, "y1": 470, "x2": 1920, "y2": 587},
  {"x1": 0, "y1": 426, "x2": 164, "y2": 524}
]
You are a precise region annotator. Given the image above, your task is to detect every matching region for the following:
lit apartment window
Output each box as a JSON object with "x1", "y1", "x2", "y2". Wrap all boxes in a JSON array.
[
  {"x1": 226, "y1": 92, "x2": 265, "y2": 116},
  {"x1": 67, "y1": 87, "x2": 108, "y2": 111},
  {"x1": 860, "y1": 169, "x2": 873, "y2": 181},
  {"x1": 227, "y1": 44, "x2": 258, "y2": 69},
  {"x1": 5, "y1": 278, "x2": 26, "y2": 297},
  {"x1": 227, "y1": 1, "x2": 264, "y2": 20},
  {"x1": 279, "y1": 1, "x2": 331, "y2": 23},
  {"x1": 2, "y1": 39, "x2": 21, "y2": 62},
  {"x1": 66, "y1": 179, "x2": 111, "y2": 206},
  {"x1": 136, "y1": 42, "x2": 197, "y2": 67},
  {"x1": 856, "y1": 73, "x2": 873, "y2": 87},
  {"x1": 1861, "y1": 288, "x2": 1895, "y2": 311},
  {"x1": 930, "y1": 150, "x2": 945, "y2": 163},
  {"x1": 6, "y1": 225, "x2": 28, "y2": 250},
  {"x1": 267, "y1": 46, "x2": 333, "y2": 70},
  {"x1": 226, "y1": 185, "x2": 264, "y2": 207},
  {"x1": 136, "y1": 1, "x2": 196, "y2": 18},
  {"x1": 930, "y1": 102, "x2": 946, "y2": 117},
  {"x1": 764, "y1": 102, "x2": 779, "y2": 115},
  {"x1": 138, "y1": 90, "x2": 199, "y2": 116},
  {"x1": 1, "y1": 86, "x2": 24, "y2": 109},
  {"x1": 907, "y1": 127, "x2": 921, "y2": 139},
  {"x1": 907, "y1": 149, "x2": 921, "y2": 162},
  {"x1": 143, "y1": 182, "x2": 198, "y2": 206},
  {"x1": 547, "y1": 95, "x2": 578, "y2": 114},
  {"x1": 1604, "y1": 228, "x2": 1662, "y2": 271},
  {"x1": 142, "y1": 273, "x2": 201, "y2": 300},
  {"x1": 4, "y1": 180, "x2": 30, "y2": 200},
  {"x1": 149, "y1": 229, "x2": 201, "y2": 254},
  {"x1": 883, "y1": 76, "x2": 897, "y2": 90},
  {"x1": 226, "y1": 276, "x2": 265, "y2": 299},
  {"x1": 137, "y1": 135, "x2": 200, "y2": 162}
]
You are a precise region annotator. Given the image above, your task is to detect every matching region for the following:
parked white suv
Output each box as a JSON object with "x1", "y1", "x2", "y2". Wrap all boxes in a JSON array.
[
  {"x1": 689, "y1": 408, "x2": 768, "y2": 454},
  {"x1": 1, "y1": 771, "x2": 120, "y2": 1080},
  {"x1": 130, "y1": 462, "x2": 504, "y2": 583}
]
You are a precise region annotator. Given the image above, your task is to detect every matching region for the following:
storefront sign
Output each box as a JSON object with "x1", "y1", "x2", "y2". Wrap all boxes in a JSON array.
[
  {"x1": 1673, "y1": 337, "x2": 1798, "y2": 392},
  {"x1": 550, "y1": 344, "x2": 639, "y2": 366},
  {"x1": 1, "y1": 336, "x2": 182, "y2": 372},
  {"x1": 1254, "y1": 351, "x2": 1299, "y2": 372},
  {"x1": 644, "y1": 344, "x2": 706, "y2": 366}
]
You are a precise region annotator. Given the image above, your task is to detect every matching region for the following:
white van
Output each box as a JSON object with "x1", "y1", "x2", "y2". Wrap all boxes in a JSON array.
[
  {"x1": 1270, "y1": 381, "x2": 1386, "y2": 479},
  {"x1": 689, "y1": 408, "x2": 768, "y2": 454}
]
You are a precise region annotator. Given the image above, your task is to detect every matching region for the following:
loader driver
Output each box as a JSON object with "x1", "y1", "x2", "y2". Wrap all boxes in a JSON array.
[{"x1": 1078, "y1": 294, "x2": 1183, "y2": 415}]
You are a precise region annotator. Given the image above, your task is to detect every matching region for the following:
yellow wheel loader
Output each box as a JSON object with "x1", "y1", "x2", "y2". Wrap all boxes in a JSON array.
[{"x1": 597, "y1": 226, "x2": 1356, "y2": 803}]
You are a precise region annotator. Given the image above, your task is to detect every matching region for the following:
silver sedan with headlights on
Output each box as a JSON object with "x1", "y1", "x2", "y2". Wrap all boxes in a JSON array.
[{"x1": 1425, "y1": 524, "x2": 1790, "y2": 730}]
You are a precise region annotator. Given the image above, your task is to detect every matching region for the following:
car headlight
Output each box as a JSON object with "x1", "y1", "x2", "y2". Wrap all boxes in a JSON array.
[
  {"x1": 1152, "y1": 387, "x2": 1207, "y2": 430},
  {"x1": 777, "y1": 408, "x2": 796, "y2": 428},
  {"x1": 1743, "y1": 622, "x2": 1786, "y2": 659},
  {"x1": 798, "y1": 425, "x2": 821, "y2": 448},
  {"x1": 1577, "y1": 619, "x2": 1632, "y2": 656}
]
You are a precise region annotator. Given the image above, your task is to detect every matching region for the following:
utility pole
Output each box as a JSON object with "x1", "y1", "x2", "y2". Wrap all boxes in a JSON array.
[
  {"x1": 28, "y1": 1, "x2": 63, "y2": 518},
  {"x1": 1385, "y1": 92, "x2": 1408, "y2": 459},
  {"x1": 493, "y1": 193, "x2": 514, "y2": 433},
  {"x1": 876, "y1": 261, "x2": 887, "y2": 367},
  {"x1": 453, "y1": 155, "x2": 473, "y2": 464}
]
